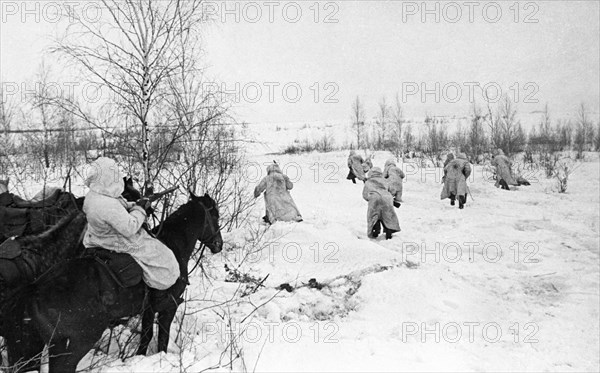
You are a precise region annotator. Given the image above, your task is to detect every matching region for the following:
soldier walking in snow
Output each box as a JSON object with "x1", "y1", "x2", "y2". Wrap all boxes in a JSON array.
[
  {"x1": 383, "y1": 158, "x2": 405, "y2": 208},
  {"x1": 491, "y1": 149, "x2": 518, "y2": 190},
  {"x1": 441, "y1": 152, "x2": 471, "y2": 209},
  {"x1": 442, "y1": 153, "x2": 455, "y2": 184},
  {"x1": 347, "y1": 150, "x2": 367, "y2": 183},
  {"x1": 362, "y1": 167, "x2": 401, "y2": 239},
  {"x1": 254, "y1": 162, "x2": 303, "y2": 224},
  {"x1": 347, "y1": 151, "x2": 373, "y2": 184}
]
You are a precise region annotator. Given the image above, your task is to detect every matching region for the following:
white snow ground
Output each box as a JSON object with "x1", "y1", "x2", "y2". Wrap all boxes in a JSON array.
[{"x1": 22, "y1": 123, "x2": 599, "y2": 373}]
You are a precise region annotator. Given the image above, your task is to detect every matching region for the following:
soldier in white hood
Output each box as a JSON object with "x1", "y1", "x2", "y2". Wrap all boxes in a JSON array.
[
  {"x1": 491, "y1": 149, "x2": 518, "y2": 190},
  {"x1": 383, "y1": 159, "x2": 405, "y2": 207},
  {"x1": 440, "y1": 153, "x2": 471, "y2": 209},
  {"x1": 362, "y1": 167, "x2": 401, "y2": 239},
  {"x1": 254, "y1": 162, "x2": 303, "y2": 224},
  {"x1": 82, "y1": 157, "x2": 183, "y2": 308}
]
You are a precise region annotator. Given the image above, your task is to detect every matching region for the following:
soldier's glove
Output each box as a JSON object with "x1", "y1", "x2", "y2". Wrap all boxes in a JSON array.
[{"x1": 136, "y1": 197, "x2": 151, "y2": 211}]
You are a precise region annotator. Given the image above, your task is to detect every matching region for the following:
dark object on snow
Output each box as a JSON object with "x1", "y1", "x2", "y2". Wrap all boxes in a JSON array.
[
  {"x1": 499, "y1": 179, "x2": 510, "y2": 190},
  {"x1": 278, "y1": 283, "x2": 293, "y2": 292},
  {"x1": 516, "y1": 176, "x2": 531, "y2": 186},
  {"x1": 393, "y1": 201, "x2": 401, "y2": 208},
  {"x1": 308, "y1": 278, "x2": 324, "y2": 290}
]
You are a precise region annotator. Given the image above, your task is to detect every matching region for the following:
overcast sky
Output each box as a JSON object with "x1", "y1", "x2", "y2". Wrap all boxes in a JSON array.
[{"x1": 1, "y1": 1, "x2": 599, "y2": 126}]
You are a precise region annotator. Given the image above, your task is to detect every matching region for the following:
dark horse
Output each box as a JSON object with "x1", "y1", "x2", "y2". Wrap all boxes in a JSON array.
[
  {"x1": 0, "y1": 177, "x2": 140, "y2": 302},
  {"x1": 0, "y1": 189, "x2": 81, "y2": 243},
  {"x1": 0, "y1": 177, "x2": 141, "y2": 370},
  {"x1": 0, "y1": 212, "x2": 88, "y2": 370},
  {"x1": 5, "y1": 191, "x2": 223, "y2": 372}
]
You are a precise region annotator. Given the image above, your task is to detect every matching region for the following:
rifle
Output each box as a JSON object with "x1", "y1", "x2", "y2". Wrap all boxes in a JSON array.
[
  {"x1": 466, "y1": 185, "x2": 475, "y2": 202},
  {"x1": 137, "y1": 186, "x2": 178, "y2": 233},
  {"x1": 144, "y1": 186, "x2": 179, "y2": 204}
]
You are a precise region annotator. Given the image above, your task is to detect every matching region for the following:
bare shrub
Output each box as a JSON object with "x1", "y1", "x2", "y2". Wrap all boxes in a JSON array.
[{"x1": 574, "y1": 103, "x2": 594, "y2": 160}]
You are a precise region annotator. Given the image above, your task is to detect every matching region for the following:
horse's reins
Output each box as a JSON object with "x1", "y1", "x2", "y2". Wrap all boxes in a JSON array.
[{"x1": 187, "y1": 203, "x2": 221, "y2": 276}]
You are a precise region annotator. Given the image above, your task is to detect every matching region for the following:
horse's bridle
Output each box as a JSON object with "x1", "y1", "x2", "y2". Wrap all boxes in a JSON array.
[
  {"x1": 198, "y1": 203, "x2": 221, "y2": 247},
  {"x1": 187, "y1": 203, "x2": 222, "y2": 276}
]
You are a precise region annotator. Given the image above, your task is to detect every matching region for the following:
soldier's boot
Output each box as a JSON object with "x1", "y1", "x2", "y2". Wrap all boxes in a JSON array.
[
  {"x1": 385, "y1": 228, "x2": 393, "y2": 240},
  {"x1": 458, "y1": 195, "x2": 466, "y2": 209},
  {"x1": 371, "y1": 221, "x2": 381, "y2": 238},
  {"x1": 150, "y1": 278, "x2": 187, "y2": 311}
]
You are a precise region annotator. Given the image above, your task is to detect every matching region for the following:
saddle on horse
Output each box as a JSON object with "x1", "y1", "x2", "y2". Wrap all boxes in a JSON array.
[
  {"x1": 0, "y1": 238, "x2": 42, "y2": 286},
  {"x1": 0, "y1": 189, "x2": 79, "y2": 240},
  {"x1": 81, "y1": 247, "x2": 143, "y2": 288}
]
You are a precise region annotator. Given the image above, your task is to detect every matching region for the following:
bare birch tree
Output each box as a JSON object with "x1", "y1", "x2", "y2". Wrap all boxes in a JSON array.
[
  {"x1": 351, "y1": 96, "x2": 365, "y2": 149},
  {"x1": 574, "y1": 103, "x2": 592, "y2": 159},
  {"x1": 375, "y1": 97, "x2": 390, "y2": 149},
  {"x1": 53, "y1": 0, "x2": 207, "y2": 194},
  {"x1": 391, "y1": 93, "x2": 404, "y2": 160}
]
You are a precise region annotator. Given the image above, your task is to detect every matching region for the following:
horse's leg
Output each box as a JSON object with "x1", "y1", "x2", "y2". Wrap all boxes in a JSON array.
[
  {"x1": 136, "y1": 308, "x2": 155, "y2": 356},
  {"x1": 3, "y1": 304, "x2": 44, "y2": 372},
  {"x1": 7, "y1": 327, "x2": 45, "y2": 372},
  {"x1": 47, "y1": 329, "x2": 103, "y2": 373},
  {"x1": 156, "y1": 307, "x2": 177, "y2": 353},
  {"x1": 47, "y1": 338, "x2": 75, "y2": 373}
]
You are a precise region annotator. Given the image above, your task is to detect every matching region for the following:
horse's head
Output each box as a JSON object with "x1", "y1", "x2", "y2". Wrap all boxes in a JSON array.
[
  {"x1": 189, "y1": 191, "x2": 223, "y2": 254},
  {"x1": 122, "y1": 177, "x2": 142, "y2": 202}
]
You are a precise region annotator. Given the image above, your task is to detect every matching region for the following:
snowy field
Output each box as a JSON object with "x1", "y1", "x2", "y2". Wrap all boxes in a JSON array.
[{"x1": 65, "y1": 123, "x2": 600, "y2": 373}]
